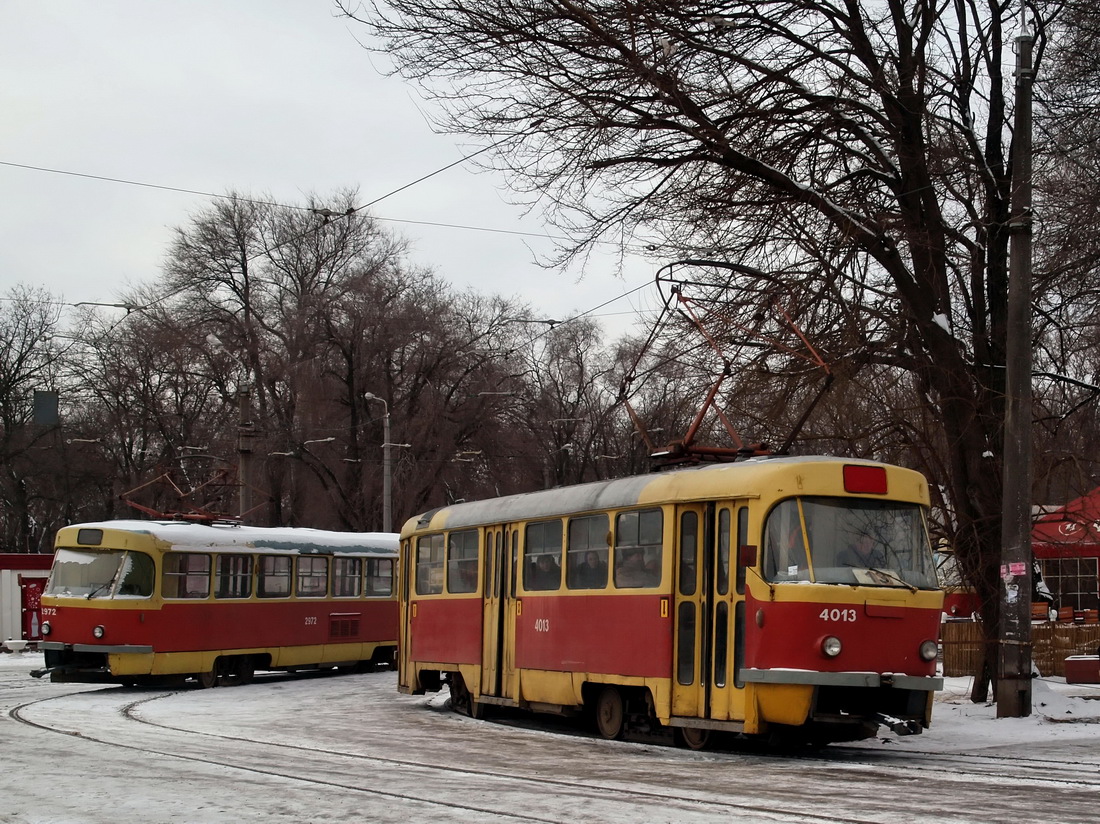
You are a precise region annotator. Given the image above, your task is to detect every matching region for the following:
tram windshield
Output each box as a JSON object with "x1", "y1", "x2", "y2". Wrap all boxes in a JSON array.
[
  {"x1": 45, "y1": 548, "x2": 155, "y2": 599},
  {"x1": 763, "y1": 497, "x2": 938, "y2": 589}
]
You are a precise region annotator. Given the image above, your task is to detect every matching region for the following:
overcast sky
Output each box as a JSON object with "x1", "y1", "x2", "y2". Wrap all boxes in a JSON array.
[{"x1": 0, "y1": 2, "x2": 658, "y2": 338}]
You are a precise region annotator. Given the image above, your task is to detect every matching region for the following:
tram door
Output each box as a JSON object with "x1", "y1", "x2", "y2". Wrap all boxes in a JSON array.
[
  {"x1": 481, "y1": 525, "x2": 517, "y2": 699},
  {"x1": 671, "y1": 502, "x2": 748, "y2": 721},
  {"x1": 481, "y1": 527, "x2": 503, "y2": 696},
  {"x1": 398, "y1": 539, "x2": 414, "y2": 689}
]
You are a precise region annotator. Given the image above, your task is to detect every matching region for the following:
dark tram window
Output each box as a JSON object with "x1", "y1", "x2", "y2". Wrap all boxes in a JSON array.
[
  {"x1": 677, "y1": 601, "x2": 696, "y2": 686},
  {"x1": 367, "y1": 558, "x2": 393, "y2": 596},
  {"x1": 714, "y1": 600, "x2": 729, "y2": 687},
  {"x1": 717, "y1": 508, "x2": 731, "y2": 596},
  {"x1": 524, "y1": 520, "x2": 563, "y2": 591},
  {"x1": 736, "y1": 506, "x2": 749, "y2": 595},
  {"x1": 416, "y1": 534, "x2": 444, "y2": 595},
  {"x1": 679, "y1": 511, "x2": 698, "y2": 596},
  {"x1": 333, "y1": 557, "x2": 362, "y2": 597},
  {"x1": 257, "y1": 555, "x2": 292, "y2": 598},
  {"x1": 215, "y1": 554, "x2": 252, "y2": 599},
  {"x1": 162, "y1": 553, "x2": 211, "y2": 599},
  {"x1": 614, "y1": 508, "x2": 663, "y2": 588},
  {"x1": 447, "y1": 529, "x2": 480, "y2": 594},
  {"x1": 566, "y1": 514, "x2": 609, "y2": 590}
]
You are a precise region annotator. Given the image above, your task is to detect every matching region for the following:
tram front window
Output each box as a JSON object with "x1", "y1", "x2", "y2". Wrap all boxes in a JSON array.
[
  {"x1": 763, "y1": 497, "x2": 937, "y2": 589},
  {"x1": 45, "y1": 548, "x2": 155, "y2": 599}
]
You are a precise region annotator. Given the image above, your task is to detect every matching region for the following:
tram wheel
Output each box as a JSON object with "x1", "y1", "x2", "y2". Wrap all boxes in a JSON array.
[
  {"x1": 594, "y1": 686, "x2": 625, "y2": 740},
  {"x1": 196, "y1": 668, "x2": 218, "y2": 689},
  {"x1": 220, "y1": 657, "x2": 255, "y2": 687},
  {"x1": 674, "y1": 726, "x2": 711, "y2": 751}
]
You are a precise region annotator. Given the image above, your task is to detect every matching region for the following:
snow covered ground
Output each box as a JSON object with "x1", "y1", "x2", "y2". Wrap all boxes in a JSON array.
[{"x1": 2, "y1": 649, "x2": 1099, "y2": 823}]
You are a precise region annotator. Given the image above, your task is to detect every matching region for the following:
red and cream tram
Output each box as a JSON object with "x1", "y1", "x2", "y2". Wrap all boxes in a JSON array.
[
  {"x1": 34, "y1": 520, "x2": 398, "y2": 687},
  {"x1": 398, "y1": 456, "x2": 943, "y2": 747}
]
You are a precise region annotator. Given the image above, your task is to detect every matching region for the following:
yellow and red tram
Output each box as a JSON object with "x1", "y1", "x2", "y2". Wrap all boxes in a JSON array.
[
  {"x1": 398, "y1": 456, "x2": 943, "y2": 747},
  {"x1": 34, "y1": 520, "x2": 398, "y2": 687}
]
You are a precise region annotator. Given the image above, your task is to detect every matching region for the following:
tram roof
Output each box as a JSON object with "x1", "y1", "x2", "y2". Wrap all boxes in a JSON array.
[
  {"x1": 55, "y1": 520, "x2": 399, "y2": 556},
  {"x1": 404, "y1": 455, "x2": 927, "y2": 534}
]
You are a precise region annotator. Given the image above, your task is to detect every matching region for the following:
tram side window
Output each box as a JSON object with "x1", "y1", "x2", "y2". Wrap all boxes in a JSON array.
[
  {"x1": 162, "y1": 553, "x2": 211, "y2": 599},
  {"x1": 567, "y1": 514, "x2": 609, "y2": 590},
  {"x1": 524, "y1": 519, "x2": 563, "y2": 591},
  {"x1": 333, "y1": 557, "x2": 362, "y2": 597},
  {"x1": 615, "y1": 509, "x2": 663, "y2": 588},
  {"x1": 763, "y1": 500, "x2": 809, "y2": 582},
  {"x1": 258, "y1": 555, "x2": 292, "y2": 598},
  {"x1": 215, "y1": 554, "x2": 252, "y2": 599},
  {"x1": 447, "y1": 530, "x2": 479, "y2": 594},
  {"x1": 367, "y1": 558, "x2": 393, "y2": 596},
  {"x1": 297, "y1": 556, "x2": 329, "y2": 597},
  {"x1": 416, "y1": 534, "x2": 445, "y2": 595}
]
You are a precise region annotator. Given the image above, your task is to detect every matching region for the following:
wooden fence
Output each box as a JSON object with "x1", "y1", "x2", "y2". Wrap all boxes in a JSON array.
[{"x1": 940, "y1": 620, "x2": 1100, "y2": 677}]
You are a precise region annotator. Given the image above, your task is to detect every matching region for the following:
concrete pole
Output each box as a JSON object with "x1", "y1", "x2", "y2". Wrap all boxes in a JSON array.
[
  {"x1": 382, "y1": 410, "x2": 392, "y2": 534},
  {"x1": 997, "y1": 16, "x2": 1034, "y2": 718},
  {"x1": 364, "y1": 393, "x2": 393, "y2": 533},
  {"x1": 238, "y1": 388, "x2": 254, "y2": 525}
]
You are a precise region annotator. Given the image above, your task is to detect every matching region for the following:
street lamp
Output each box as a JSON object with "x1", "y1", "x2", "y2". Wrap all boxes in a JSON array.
[{"x1": 364, "y1": 393, "x2": 398, "y2": 532}]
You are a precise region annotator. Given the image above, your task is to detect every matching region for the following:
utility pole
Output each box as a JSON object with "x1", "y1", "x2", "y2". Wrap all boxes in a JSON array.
[{"x1": 997, "y1": 7, "x2": 1035, "y2": 718}]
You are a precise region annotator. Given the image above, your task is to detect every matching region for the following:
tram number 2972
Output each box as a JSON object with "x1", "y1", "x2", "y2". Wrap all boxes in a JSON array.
[
  {"x1": 534, "y1": 618, "x2": 551, "y2": 632},
  {"x1": 819, "y1": 608, "x2": 857, "y2": 622}
]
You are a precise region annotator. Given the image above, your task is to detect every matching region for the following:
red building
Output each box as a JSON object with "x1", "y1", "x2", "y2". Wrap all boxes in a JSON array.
[
  {"x1": 1033, "y1": 489, "x2": 1100, "y2": 618},
  {"x1": 1, "y1": 553, "x2": 53, "y2": 644}
]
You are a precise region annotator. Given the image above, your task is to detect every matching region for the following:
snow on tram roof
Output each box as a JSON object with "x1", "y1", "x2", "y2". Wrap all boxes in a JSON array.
[{"x1": 57, "y1": 520, "x2": 398, "y2": 555}]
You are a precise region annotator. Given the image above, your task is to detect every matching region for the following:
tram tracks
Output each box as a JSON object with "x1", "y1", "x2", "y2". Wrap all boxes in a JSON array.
[
  {"x1": 824, "y1": 742, "x2": 1100, "y2": 788},
  {"x1": 10, "y1": 688, "x2": 918, "y2": 824}
]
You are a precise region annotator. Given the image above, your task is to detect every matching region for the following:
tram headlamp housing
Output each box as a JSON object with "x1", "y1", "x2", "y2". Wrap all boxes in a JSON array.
[
  {"x1": 919, "y1": 639, "x2": 938, "y2": 661},
  {"x1": 821, "y1": 636, "x2": 842, "y2": 658},
  {"x1": 41, "y1": 621, "x2": 51, "y2": 636},
  {"x1": 93, "y1": 625, "x2": 105, "y2": 639}
]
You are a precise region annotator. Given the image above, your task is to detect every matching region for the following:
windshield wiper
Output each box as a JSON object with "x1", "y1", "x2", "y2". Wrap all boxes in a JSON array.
[
  {"x1": 864, "y1": 566, "x2": 918, "y2": 593},
  {"x1": 86, "y1": 567, "x2": 122, "y2": 599}
]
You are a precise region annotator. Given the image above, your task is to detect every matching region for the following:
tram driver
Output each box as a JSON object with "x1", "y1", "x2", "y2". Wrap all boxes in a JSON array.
[{"x1": 840, "y1": 533, "x2": 886, "y2": 569}]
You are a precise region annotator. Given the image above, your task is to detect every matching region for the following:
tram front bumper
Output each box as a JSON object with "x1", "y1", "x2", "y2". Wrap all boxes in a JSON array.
[{"x1": 740, "y1": 668, "x2": 942, "y2": 691}]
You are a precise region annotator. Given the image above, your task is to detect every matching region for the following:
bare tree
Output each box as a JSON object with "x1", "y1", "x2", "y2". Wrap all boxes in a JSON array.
[
  {"x1": 344, "y1": 1, "x2": 1089, "y2": 698},
  {"x1": 0, "y1": 286, "x2": 69, "y2": 551}
]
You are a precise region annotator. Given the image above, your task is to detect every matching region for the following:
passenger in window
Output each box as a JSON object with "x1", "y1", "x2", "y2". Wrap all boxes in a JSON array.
[
  {"x1": 530, "y1": 553, "x2": 561, "y2": 590},
  {"x1": 576, "y1": 550, "x2": 607, "y2": 589},
  {"x1": 616, "y1": 547, "x2": 652, "y2": 587}
]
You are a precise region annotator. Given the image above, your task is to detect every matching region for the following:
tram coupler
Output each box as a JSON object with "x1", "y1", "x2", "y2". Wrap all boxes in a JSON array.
[
  {"x1": 875, "y1": 713, "x2": 921, "y2": 735},
  {"x1": 29, "y1": 664, "x2": 109, "y2": 681}
]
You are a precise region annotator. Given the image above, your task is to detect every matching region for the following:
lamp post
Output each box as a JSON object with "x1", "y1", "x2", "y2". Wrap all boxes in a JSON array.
[{"x1": 364, "y1": 393, "x2": 395, "y2": 532}]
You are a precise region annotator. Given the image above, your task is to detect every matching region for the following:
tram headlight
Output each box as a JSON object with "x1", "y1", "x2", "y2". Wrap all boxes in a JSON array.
[
  {"x1": 92, "y1": 625, "x2": 105, "y2": 639},
  {"x1": 919, "y1": 639, "x2": 938, "y2": 661},
  {"x1": 41, "y1": 622, "x2": 51, "y2": 636},
  {"x1": 821, "y1": 636, "x2": 842, "y2": 658}
]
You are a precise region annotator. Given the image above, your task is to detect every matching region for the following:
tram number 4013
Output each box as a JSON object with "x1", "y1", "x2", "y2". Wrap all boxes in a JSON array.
[
  {"x1": 534, "y1": 618, "x2": 551, "y2": 632},
  {"x1": 819, "y1": 608, "x2": 857, "y2": 622}
]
